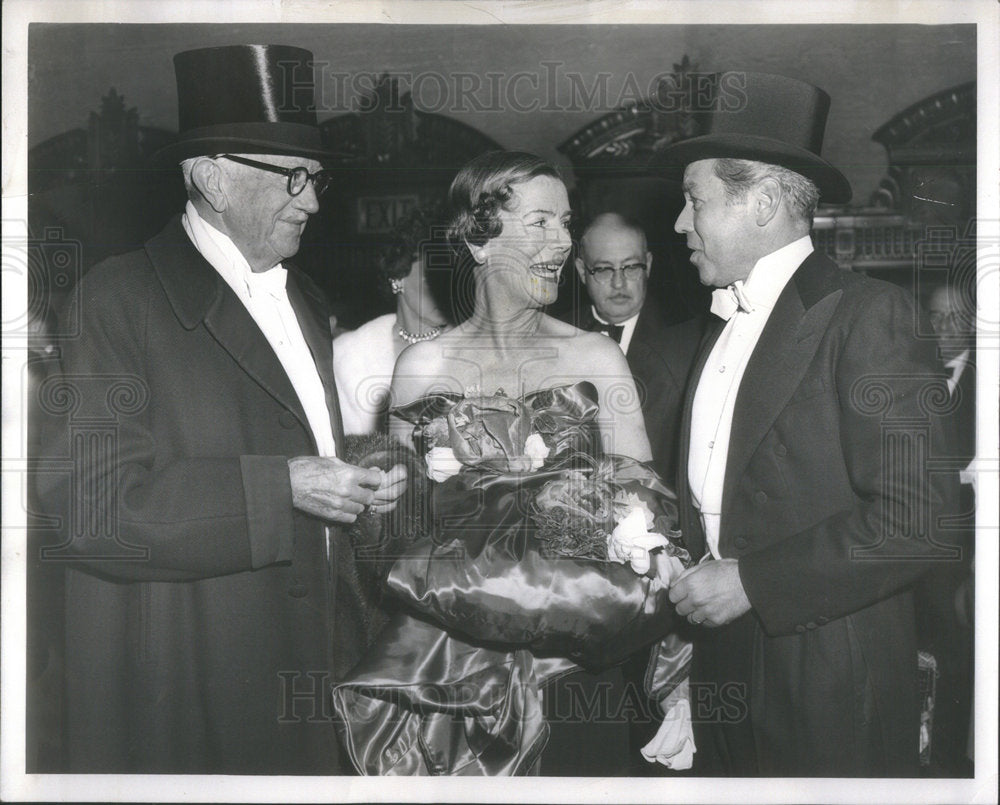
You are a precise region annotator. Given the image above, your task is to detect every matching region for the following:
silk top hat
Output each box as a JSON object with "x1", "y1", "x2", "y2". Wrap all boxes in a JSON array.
[
  {"x1": 155, "y1": 44, "x2": 345, "y2": 164},
  {"x1": 649, "y1": 72, "x2": 852, "y2": 204}
]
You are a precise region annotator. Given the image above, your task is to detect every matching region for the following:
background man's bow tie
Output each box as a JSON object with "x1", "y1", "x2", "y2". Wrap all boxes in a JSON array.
[
  {"x1": 710, "y1": 281, "x2": 754, "y2": 320},
  {"x1": 592, "y1": 320, "x2": 625, "y2": 343}
]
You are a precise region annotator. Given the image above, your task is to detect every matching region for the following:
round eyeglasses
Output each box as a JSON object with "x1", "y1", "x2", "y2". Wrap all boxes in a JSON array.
[
  {"x1": 584, "y1": 263, "x2": 647, "y2": 284},
  {"x1": 217, "y1": 154, "x2": 332, "y2": 198}
]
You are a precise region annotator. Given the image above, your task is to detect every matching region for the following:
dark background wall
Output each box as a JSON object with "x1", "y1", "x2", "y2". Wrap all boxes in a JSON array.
[
  {"x1": 26, "y1": 23, "x2": 977, "y2": 327},
  {"x1": 29, "y1": 23, "x2": 976, "y2": 200}
]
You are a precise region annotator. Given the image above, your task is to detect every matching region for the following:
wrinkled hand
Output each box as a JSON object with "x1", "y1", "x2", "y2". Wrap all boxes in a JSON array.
[
  {"x1": 288, "y1": 456, "x2": 407, "y2": 524},
  {"x1": 668, "y1": 559, "x2": 751, "y2": 627}
]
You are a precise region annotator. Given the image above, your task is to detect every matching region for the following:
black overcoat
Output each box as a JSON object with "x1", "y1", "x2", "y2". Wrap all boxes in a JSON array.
[{"x1": 39, "y1": 216, "x2": 364, "y2": 774}]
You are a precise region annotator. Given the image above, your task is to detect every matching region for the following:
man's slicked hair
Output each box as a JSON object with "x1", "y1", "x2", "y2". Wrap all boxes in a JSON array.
[{"x1": 713, "y1": 158, "x2": 820, "y2": 224}]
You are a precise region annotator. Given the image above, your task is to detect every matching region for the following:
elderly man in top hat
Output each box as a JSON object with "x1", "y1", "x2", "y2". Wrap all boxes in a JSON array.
[
  {"x1": 649, "y1": 72, "x2": 957, "y2": 776},
  {"x1": 38, "y1": 45, "x2": 407, "y2": 774}
]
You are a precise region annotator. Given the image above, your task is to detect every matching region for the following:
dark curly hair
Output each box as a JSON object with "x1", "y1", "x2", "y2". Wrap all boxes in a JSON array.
[
  {"x1": 377, "y1": 200, "x2": 448, "y2": 283},
  {"x1": 446, "y1": 151, "x2": 563, "y2": 248},
  {"x1": 374, "y1": 200, "x2": 457, "y2": 324}
]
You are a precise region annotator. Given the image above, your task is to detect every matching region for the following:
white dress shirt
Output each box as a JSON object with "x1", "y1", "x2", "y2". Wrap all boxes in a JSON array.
[
  {"x1": 944, "y1": 349, "x2": 971, "y2": 395},
  {"x1": 182, "y1": 201, "x2": 337, "y2": 458},
  {"x1": 688, "y1": 236, "x2": 813, "y2": 558},
  {"x1": 591, "y1": 306, "x2": 640, "y2": 354}
]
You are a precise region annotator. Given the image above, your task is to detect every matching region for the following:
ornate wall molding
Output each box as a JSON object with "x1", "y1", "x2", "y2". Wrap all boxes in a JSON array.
[
  {"x1": 557, "y1": 56, "x2": 703, "y2": 179},
  {"x1": 319, "y1": 75, "x2": 502, "y2": 181}
]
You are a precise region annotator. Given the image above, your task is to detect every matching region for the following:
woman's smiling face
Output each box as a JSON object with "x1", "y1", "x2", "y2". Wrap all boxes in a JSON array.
[{"x1": 481, "y1": 174, "x2": 573, "y2": 308}]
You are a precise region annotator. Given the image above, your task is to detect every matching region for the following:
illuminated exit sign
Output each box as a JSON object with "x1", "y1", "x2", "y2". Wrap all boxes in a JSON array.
[{"x1": 356, "y1": 194, "x2": 420, "y2": 234}]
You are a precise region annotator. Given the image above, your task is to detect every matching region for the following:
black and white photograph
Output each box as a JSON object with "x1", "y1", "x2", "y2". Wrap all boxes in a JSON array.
[{"x1": 2, "y1": 1, "x2": 997, "y2": 802}]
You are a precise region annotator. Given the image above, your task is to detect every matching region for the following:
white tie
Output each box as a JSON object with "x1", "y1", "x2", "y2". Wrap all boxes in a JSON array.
[{"x1": 710, "y1": 281, "x2": 754, "y2": 320}]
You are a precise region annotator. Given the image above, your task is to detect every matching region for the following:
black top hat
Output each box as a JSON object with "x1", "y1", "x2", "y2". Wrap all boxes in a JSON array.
[
  {"x1": 649, "y1": 72, "x2": 852, "y2": 204},
  {"x1": 154, "y1": 44, "x2": 346, "y2": 164}
]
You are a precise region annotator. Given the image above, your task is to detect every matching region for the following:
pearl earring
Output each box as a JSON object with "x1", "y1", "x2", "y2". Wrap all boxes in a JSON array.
[
  {"x1": 473, "y1": 248, "x2": 487, "y2": 264},
  {"x1": 389, "y1": 277, "x2": 405, "y2": 295}
]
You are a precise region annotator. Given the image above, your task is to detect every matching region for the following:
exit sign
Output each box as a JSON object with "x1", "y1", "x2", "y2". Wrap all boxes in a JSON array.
[{"x1": 356, "y1": 195, "x2": 420, "y2": 234}]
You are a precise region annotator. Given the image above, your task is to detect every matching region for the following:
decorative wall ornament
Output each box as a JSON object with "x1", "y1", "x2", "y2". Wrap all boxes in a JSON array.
[
  {"x1": 30, "y1": 89, "x2": 177, "y2": 193},
  {"x1": 870, "y1": 81, "x2": 976, "y2": 225},
  {"x1": 557, "y1": 56, "x2": 704, "y2": 178},
  {"x1": 813, "y1": 81, "x2": 975, "y2": 277},
  {"x1": 28, "y1": 89, "x2": 183, "y2": 286},
  {"x1": 319, "y1": 74, "x2": 502, "y2": 176}
]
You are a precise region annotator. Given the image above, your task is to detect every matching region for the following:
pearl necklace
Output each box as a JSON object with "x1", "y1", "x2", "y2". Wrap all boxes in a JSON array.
[{"x1": 397, "y1": 325, "x2": 442, "y2": 345}]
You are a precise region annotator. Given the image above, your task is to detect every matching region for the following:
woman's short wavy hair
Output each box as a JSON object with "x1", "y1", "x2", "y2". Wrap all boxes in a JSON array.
[{"x1": 446, "y1": 151, "x2": 564, "y2": 248}]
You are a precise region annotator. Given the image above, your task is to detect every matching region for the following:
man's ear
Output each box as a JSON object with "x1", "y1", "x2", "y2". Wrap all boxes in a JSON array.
[
  {"x1": 574, "y1": 256, "x2": 588, "y2": 283},
  {"x1": 645, "y1": 251, "x2": 653, "y2": 274},
  {"x1": 753, "y1": 177, "x2": 782, "y2": 226},
  {"x1": 190, "y1": 157, "x2": 228, "y2": 213}
]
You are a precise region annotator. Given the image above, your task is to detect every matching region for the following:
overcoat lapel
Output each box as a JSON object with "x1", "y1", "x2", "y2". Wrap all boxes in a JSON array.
[
  {"x1": 145, "y1": 216, "x2": 311, "y2": 442},
  {"x1": 720, "y1": 253, "x2": 844, "y2": 529},
  {"x1": 286, "y1": 271, "x2": 345, "y2": 454}
]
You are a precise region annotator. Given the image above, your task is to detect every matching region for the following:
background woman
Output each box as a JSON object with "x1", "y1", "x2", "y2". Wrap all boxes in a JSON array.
[{"x1": 334, "y1": 203, "x2": 453, "y2": 435}]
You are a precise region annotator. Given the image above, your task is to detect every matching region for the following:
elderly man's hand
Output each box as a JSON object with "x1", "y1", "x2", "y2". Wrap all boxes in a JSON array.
[
  {"x1": 288, "y1": 457, "x2": 407, "y2": 524},
  {"x1": 372, "y1": 463, "x2": 408, "y2": 511},
  {"x1": 668, "y1": 559, "x2": 751, "y2": 627}
]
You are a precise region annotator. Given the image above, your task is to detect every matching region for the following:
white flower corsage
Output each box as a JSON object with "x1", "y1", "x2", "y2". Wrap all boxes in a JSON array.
[{"x1": 424, "y1": 445, "x2": 464, "y2": 482}]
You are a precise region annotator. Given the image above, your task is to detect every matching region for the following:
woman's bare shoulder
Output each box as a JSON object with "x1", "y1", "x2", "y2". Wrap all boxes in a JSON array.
[
  {"x1": 391, "y1": 337, "x2": 470, "y2": 403},
  {"x1": 568, "y1": 328, "x2": 631, "y2": 367},
  {"x1": 538, "y1": 314, "x2": 590, "y2": 339}
]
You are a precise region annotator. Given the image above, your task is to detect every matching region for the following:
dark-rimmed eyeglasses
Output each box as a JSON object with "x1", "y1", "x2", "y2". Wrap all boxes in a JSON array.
[
  {"x1": 217, "y1": 154, "x2": 331, "y2": 198},
  {"x1": 584, "y1": 263, "x2": 647, "y2": 284}
]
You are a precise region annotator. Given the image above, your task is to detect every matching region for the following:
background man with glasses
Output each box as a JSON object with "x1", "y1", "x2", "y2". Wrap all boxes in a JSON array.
[
  {"x1": 570, "y1": 212, "x2": 701, "y2": 773},
  {"x1": 38, "y1": 45, "x2": 406, "y2": 774},
  {"x1": 572, "y1": 212, "x2": 701, "y2": 482}
]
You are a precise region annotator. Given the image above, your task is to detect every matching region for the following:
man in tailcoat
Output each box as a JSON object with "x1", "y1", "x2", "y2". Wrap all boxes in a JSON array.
[
  {"x1": 651, "y1": 72, "x2": 957, "y2": 776},
  {"x1": 38, "y1": 45, "x2": 406, "y2": 774},
  {"x1": 571, "y1": 212, "x2": 701, "y2": 482},
  {"x1": 915, "y1": 282, "x2": 976, "y2": 773}
]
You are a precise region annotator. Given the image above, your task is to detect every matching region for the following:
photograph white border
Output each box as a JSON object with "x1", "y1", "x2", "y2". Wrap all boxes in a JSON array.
[{"x1": 3, "y1": 2, "x2": 997, "y2": 802}]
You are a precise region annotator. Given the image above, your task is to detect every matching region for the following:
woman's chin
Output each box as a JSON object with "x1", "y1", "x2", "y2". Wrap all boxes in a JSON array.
[{"x1": 526, "y1": 277, "x2": 560, "y2": 305}]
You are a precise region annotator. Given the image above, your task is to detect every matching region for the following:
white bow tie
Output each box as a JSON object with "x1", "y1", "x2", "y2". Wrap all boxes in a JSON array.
[{"x1": 710, "y1": 281, "x2": 754, "y2": 320}]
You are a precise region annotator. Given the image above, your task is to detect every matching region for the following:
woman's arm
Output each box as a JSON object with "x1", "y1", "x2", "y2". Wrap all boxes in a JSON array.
[
  {"x1": 585, "y1": 336, "x2": 653, "y2": 462},
  {"x1": 388, "y1": 341, "x2": 446, "y2": 448}
]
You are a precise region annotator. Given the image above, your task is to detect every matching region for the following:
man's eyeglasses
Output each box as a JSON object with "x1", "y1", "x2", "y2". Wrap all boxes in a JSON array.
[
  {"x1": 584, "y1": 263, "x2": 647, "y2": 284},
  {"x1": 217, "y1": 154, "x2": 332, "y2": 198}
]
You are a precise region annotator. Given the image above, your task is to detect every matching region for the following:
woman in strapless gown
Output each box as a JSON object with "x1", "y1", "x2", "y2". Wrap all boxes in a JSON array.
[{"x1": 331, "y1": 152, "x2": 687, "y2": 776}]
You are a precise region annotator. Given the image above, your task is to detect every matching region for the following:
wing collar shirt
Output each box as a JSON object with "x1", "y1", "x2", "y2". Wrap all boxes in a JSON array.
[
  {"x1": 591, "y1": 306, "x2": 641, "y2": 354},
  {"x1": 182, "y1": 201, "x2": 337, "y2": 459},
  {"x1": 944, "y1": 349, "x2": 970, "y2": 396},
  {"x1": 688, "y1": 235, "x2": 813, "y2": 559}
]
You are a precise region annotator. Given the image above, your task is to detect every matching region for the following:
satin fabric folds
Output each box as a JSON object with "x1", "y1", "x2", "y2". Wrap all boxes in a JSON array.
[{"x1": 331, "y1": 383, "x2": 685, "y2": 775}]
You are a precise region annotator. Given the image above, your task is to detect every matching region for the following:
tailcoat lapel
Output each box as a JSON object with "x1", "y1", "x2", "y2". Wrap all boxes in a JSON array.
[
  {"x1": 677, "y1": 315, "x2": 725, "y2": 559},
  {"x1": 720, "y1": 252, "x2": 844, "y2": 530}
]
